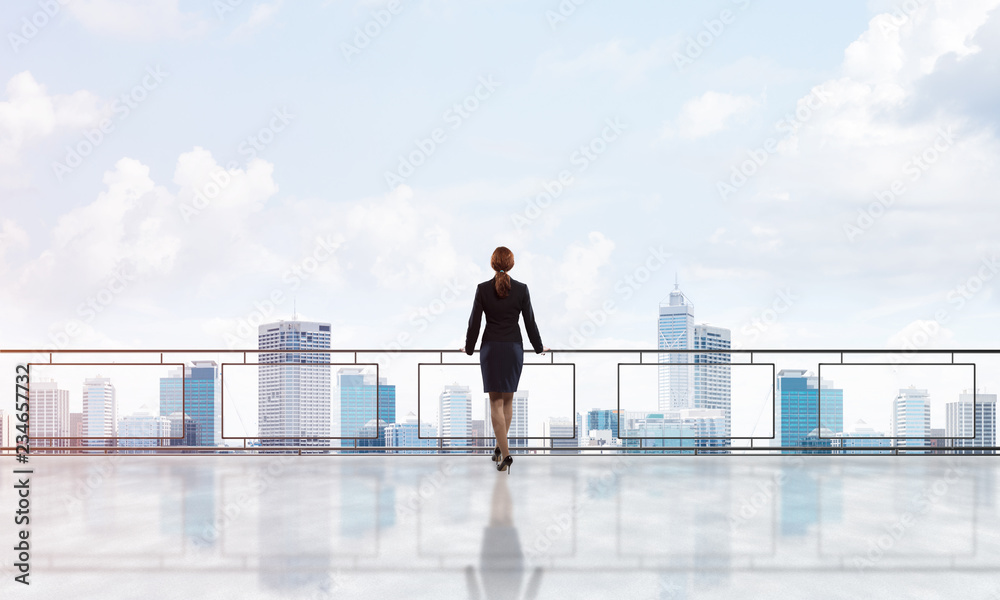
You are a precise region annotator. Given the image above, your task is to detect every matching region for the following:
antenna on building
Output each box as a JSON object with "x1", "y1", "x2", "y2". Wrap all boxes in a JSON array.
[
  {"x1": 674, "y1": 272, "x2": 679, "y2": 290},
  {"x1": 293, "y1": 297, "x2": 297, "y2": 321}
]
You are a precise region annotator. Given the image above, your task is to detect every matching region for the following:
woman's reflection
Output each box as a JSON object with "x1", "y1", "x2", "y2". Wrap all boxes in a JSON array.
[{"x1": 465, "y1": 474, "x2": 543, "y2": 600}]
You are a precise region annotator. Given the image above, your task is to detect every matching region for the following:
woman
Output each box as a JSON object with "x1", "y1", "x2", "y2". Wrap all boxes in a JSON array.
[{"x1": 463, "y1": 246, "x2": 548, "y2": 474}]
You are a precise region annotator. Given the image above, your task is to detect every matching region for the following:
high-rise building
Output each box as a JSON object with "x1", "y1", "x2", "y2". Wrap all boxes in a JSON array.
[
  {"x1": 470, "y1": 419, "x2": 487, "y2": 446},
  {"x1": 439, "y1": 384, "x2": 472, "y2": 447},
  {"x1": 543, "y1": 416, "x2": 579, "y2": 454},
  {"x1": 658, "y1": 284, "x2": 695, "y2": 411},
  {"x1": 83, "y1": 376, "x2": 116, "y2": 449},
  {"x1": 892, "y1": 387, "x2": 931, "y2": 449},
  {"x1": 118, "y1": 407, "x2": 171, "y2": 453},
  {"x1": 166, "y1": 412, "x2": 199, "y2": 446},
  {"x1": 69, "y1": 412, "x2": 83, "y2": 452},
  {"x1": 622, "y1": 408, "x2": 726, "y2": 454},
  {"x1": 657, "y1": 284, "x2": 732, "y2": 443},
  {"x1": 693, "y1": 324, "x2": 732, "y2": 437},
  {"x1": 776, "y1": 370, "x2": 843, "y2": 453},
  {"x1": 338, "y1": 367, "x2": 396, "y2": 447},
  {"x1": 258, "y1": 320, "x2": 331, "y2": 448},
  {"x1": 484, "y1": 390, "x2": 529, "y2": 448},
  {"x1": 947, "y1": 391, "x2": 996, "y2": 454},
  {"x1": 832, "y1": 419, "x2": 892, "y2": 454},
  {"x1": 31, "y1": 380, "x2": 69, "y2": 451},
  {"x1": 587, "y1": 409, "x2": 620, "y2": 440},
  {"x1": 160, "y1": 361, "x2": 218, "y2": 447},
  {"x1": 386, "y1": 411, "x2": 438, "y2": 453}
]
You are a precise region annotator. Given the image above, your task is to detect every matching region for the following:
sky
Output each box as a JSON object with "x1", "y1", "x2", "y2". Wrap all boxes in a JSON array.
[{"x1": 2, "y1": 0, "x2": 1000, "y2": 438}]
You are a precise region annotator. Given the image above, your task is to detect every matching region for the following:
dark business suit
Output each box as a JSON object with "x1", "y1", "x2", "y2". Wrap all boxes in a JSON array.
[{"x1": 465, "y1": 277, "x2": 543, "y2": 392}]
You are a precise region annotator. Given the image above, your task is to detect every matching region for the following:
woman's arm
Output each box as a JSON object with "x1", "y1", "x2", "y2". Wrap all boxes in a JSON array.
[
  {"x1": 464, "y1": 284, "x2": 484, "y2": 355},
  {"x1": 521, "y1": 285, "x2": 544, "y2": 354}
]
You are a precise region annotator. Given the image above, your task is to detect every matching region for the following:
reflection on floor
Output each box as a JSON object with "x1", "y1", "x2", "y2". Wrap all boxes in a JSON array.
[{"x1": 1, "y1": 455, "x2": 998, "y2": 599}]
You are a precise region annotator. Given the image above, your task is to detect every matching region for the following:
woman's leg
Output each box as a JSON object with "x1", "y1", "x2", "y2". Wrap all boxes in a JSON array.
[
  {"x1": 489, "y1": 392, "x2": 510, "y2": 459},
  {"x1": 502, "y1": 392, "x2": 514, "y2": 452}
]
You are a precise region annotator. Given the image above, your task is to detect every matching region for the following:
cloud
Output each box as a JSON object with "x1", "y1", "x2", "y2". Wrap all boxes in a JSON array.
[
  {"x1": 66, "y1": 0, "x2": 209, "y2": 40},
  {"x1": 552, "y1": 231, "x2": 616, "y2": 312},
  {"x1": 0, "y1": 71, "x2": 108, "y2": 186},
  {"x1": 671, "y1": 91, "x2": 759, "y2": 139}
]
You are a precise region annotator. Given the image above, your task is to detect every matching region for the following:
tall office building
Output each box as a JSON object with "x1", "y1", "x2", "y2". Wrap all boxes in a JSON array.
[
  {"x1": 386, "y1": 412, "x2": 438, "y2": 453},
  {"x1": 338, "y1": 367, "x2": 396, "y2": 447},
  {"x1": 484, "y1": 390, "x2": 529, "y2": 448},
  {"x1": 833, "y1": 419, "x2": 892, "y2": 454},
  {"x1": 776, "y1": 370, "x2": 843, "y2": 453},
  {"x1": 439, "y1": 384, "x2": 472, "y2": 447},
  {"x1": 166, "y1": 412, "x2": 199, "y2": 446},
  {"x1": 69, "y1": 412, "x2": 83, "y2": 452},
  {"x1": 160, "y1": 361, "x2": 219, "y2": 447},
  {"x1": 587, "y1": 409, "x2": 620, "y2": 440},
  {"x1": 693, "y1": 324, "x2": 732, "y2": 437},
  {"x1": 31, "y1": 380, "x2": 69, "y2": 451},
  {"x1": 258, "y1": 320, "x2": 331, "y2": 448},
  {"x1": 892, "y1": 387, "x2": 931, "y2": 449},
  {"x1": 657, "y1": 284, "x2": 732, "y2": 441},
  {"x1": 947, "y1": 391, "x2": 996, "y2": 454},
  {"x1": 658, "y1": 284, "x2": 695, "y2": 411},
  {"x1": 118, "y1": 407, "x2": 171, "y2": 453},
  {"x1": 543, "y1": 416, "x2": 579, "y2": 454},
  {"x1": 83, "y1": 376, "x2": 116, "y2": 449}
]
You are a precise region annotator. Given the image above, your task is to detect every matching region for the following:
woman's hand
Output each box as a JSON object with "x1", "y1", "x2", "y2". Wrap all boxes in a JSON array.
[{"x1": 541, "y1": 346, "x2": 551, "y2": 355}]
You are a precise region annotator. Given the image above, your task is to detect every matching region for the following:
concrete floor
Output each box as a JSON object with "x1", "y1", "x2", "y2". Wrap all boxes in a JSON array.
[{"x1": 1, "y1": 455, "x2": 998, "y2": 599}]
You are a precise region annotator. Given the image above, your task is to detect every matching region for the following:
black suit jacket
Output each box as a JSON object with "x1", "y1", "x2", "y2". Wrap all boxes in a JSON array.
[{"x1": 464, "y1": 277, "x2": 544, "y2": 355}]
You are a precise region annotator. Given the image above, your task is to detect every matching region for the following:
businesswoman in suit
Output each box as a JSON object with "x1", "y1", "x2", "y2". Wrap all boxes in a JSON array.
[{"x1": 464, "y1": 246, "x2": 548, "y2": 474}]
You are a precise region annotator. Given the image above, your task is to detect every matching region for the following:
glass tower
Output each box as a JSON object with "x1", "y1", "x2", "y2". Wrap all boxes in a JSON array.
[
  {"x1": 776, "y1": 369, "x2": 843, "y2": 454},
  {"x1": 338, "y1": 367, "x2": 396, "y2": 447},
  {"x1": 159, "y1": 361, "x2": 218, "y2": 447}
]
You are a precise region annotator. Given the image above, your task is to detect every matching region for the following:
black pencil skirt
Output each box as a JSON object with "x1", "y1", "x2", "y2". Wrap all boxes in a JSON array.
[{"x1": 480, "y1": 341, "x2": 524, "y2": 393}]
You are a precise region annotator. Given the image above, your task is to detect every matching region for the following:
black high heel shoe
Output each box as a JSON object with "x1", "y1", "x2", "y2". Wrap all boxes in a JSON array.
[
  {"x1": 492, "y1": 446, "x2": 501, "y2": 463},
  {"x1": 497, "y1": 455, "x2": 513, "y2": 475}
]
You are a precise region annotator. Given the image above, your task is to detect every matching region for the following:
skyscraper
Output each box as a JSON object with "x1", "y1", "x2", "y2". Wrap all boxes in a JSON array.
[
  {"x1": 439, "y1": 384, "x2": 472, "y2": 447},
  {"x1": 543, "y1": 416, "x2": 579, "y2": 454},
  {"x1": 484, "y1": 390, "x2": 529, "y2": 448},
  {"x1": 160, "y1": 361, "x2": 218, "y2": 447},
  {"x1": 338, "y1": 367, "x2": 396, "y2": 447},
  {"x1": 657, "y1": 283, "x2": 732, "y2": 445},
  {"x1": 946, "y1": 391, "x2": 996, "y2": 454},
  {"x1": 587, "y1": 408, "x2": 620, "y2": 440},
  {"x1": 386, "y1": 411, "x2": 438, "y2": 453},
  {"x1": 83, "y1": 376, "x2": 116, "y2": 449},
  {"x1": 892, "y1": 387, "x2": 931, "y2": 449},
  {"x1": 118, "y1": 406, "x2": 171, "y2": 453},
  {"x1": 30, "y1": 380, "x2": 69, "y2": 451},
  {"x1": 658, "y1": 284, "x2": 695, "y2": 411},
  {"x1": 258, "y1": 320, "x2": 331, "y2": 448},
  {"x1": 776, "y1": 370, "x2": 843, "y2": 453},
  {"x1": 693, "y1": 324, "x2": 732, "y2": 437}
]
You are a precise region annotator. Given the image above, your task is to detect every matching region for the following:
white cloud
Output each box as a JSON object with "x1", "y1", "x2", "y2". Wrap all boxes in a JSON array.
[
  {"x1": 552, "y1": 231, "x2": 616, "y2": 312},
  {"x1": 66, "y1": 0, "x2": 208, "y2": 40},
  {"x1": 672, "y1": 91, "x2": 759, "y2": 139},
  {"x1": 0, "y1": 72, "x2": 108, "y2": 185}
]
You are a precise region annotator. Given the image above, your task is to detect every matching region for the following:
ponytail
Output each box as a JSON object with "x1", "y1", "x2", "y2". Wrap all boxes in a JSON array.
[{"x1": 491, "y1": 246, "x2": 514, "y2": 299}]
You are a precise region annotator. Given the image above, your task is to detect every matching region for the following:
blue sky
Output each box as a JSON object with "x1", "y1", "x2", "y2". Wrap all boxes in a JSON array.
[{"x1": 2, "y1": 0, "x2": 1000, "y2": 433}]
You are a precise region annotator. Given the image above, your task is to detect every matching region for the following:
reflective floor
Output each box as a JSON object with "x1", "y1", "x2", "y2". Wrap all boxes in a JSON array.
[{"x1": 1, "y1": 455, "x2": 998, "y2": 599}]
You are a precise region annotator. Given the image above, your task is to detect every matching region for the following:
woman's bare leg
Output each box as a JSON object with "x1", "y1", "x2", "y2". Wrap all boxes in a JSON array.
[
  {"x1": 502, "y1": 392, "x2": 514, "y2": 453},
  {"x1": 489, "y1": 392, "x2": 509, "y2": 459}
]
